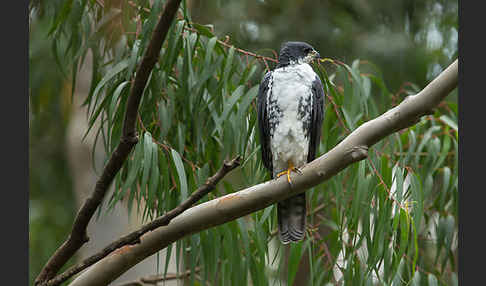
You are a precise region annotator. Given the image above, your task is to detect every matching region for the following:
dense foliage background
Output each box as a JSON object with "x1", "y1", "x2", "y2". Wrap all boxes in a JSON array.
[{"x1": 29, "y1": 0, "x2": 458, "y2": 285}]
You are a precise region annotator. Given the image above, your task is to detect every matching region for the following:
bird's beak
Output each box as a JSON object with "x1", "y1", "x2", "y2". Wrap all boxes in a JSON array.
[{"x1": 310, "y1": 50, "x2": 320, "y2": 64}]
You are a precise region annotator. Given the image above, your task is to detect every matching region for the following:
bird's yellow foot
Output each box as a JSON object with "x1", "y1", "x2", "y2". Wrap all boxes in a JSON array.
[{"x1": 276, "y1": 162, "x2": 302, "y2": 184}]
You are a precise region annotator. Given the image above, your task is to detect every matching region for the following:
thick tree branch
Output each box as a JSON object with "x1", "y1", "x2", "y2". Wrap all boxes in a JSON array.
[
  {"x1": 69, "y1": 59, "x2": 458, "y2": 286},
  {"x1": 34, "y1": 1, "x2": 183, "y2": 285},
  {"x1": 43, "y1": 156, "x2": 241, "y2": 286}
]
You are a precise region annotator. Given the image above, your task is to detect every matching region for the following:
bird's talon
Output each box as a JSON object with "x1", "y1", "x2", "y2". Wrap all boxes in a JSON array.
[
  {"x1": 276, "y1": 170, "x2": 287, "y2": 179},
  {"x1": 294, "y1": 167, "x2": 303, "y2": 175}
]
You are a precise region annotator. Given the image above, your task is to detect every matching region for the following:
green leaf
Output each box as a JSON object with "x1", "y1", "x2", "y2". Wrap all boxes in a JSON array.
[
  {"x1": 341, "y1": 107, "x2": 356, "y2": 130},
  {"x1": 398, "y1": 209, "x2": 409, "y2": 259},
  {"x1": 92, "y1": 60, "x2": 129, "y2": 103},
  {"x1": 427, "y1": 274, "x2": 438, "y2": 286},
  {"x1": 439, "y1": 115, "x2": 458, "y2": 132},
  {"x1": 451, "y1": 273, "x2": 458, "y2": 286},
  {"x1": 126, "y1": 39, "x2": 140, "y2": 81},
  {"x1": 193, "y1": 23, "x2": 215, "y2": 38},
  {"x1": 393, "y1": 163, "x2": 405, "y2": 205},
  {"x1": 410, "y1": 218, "x2": 419, "y2": 272},
  {"x1": 288, "y1": 242, "x2": 304, "y2": 285},
  {"x1": 410, "y1": 172, "x2": 424, "y2": 232},
  {"x1": 307, "y1": 242, "x2": 315, "y2": 286},
  {"x1": 163, "y1": 243, "x2": 173, "y2": 279},
  {"x1": 432, "y1": 128, "x2": 451, "y2": 171},
  {"x1": 158, "y1": 100, "x2": 173, "y2": 140},
  {"x1": 222, "y1": 85, "x2": 245, "y2": 121},
  {"x1": 213, "y1": 85, "x2": 246, "y2": 134},
  {"x1": 443, "y1": 214, "x2": 455, "y2": 258},
  {"x1": 177, "y1": 124, "x2": 185, "y2": 155},
  {"x1": 442, "y1": 166, "x2": 451, "y2": 193},
  {"x1": 48, "y1": 0, "x2": 74, "y2": 35},
  {"x1": 222, "y1": 45, "x2": 235, "y2": 85},
  {"x1": 236, "y1": 218, "x2": 250, "y2": 267},
  {"x1": 237, "y1": 85, "x2": 259, "y2": 121},
  {"x1": 148, "y1": 147, "x2": 159, "y2": 210},
  {"x1": 139, "y1": 0, "x2": 163, "y2": 54},
  {"x1": 415, "y1": 126, "x2": 441, "y2": 166},
  {"x1": 163, "y1": 20, "x2": 185, "y2": 72},
  {"x1": 204, "y1": 37, "x2": 218, "y2": 67},
  {"x1": 259, "y1": 205, "x2": 274, "y2": 224},
  {"x1": 171, "y1": 149, "x2": 188, "y2": 201},
  {"x1": 239, "y1": 64, "x2": 258, "y2": 86},
  {"x1": 140, "y1": 132, "x2": 154, "y2": 194},
  {"x1": 191, "y1": 56, "x2": 223, "y2": 94},
  {"x1": 108, "y1": 81, "x2": 129, "y2": 122},
  {"x1": 362, "y1": 75, "x2": 371, "y2": 100},
  {"x1": 411, "y1": 271, "x2": 421, "y2": 286},
  {"x1": 118, "y1": 141, "x2": 143, "y2": 209},
  {"x1": 83, "y1": 60, "x2": 130, "y2": 137}
]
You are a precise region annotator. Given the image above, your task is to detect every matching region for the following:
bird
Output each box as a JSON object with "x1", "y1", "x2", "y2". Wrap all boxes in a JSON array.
[{"x1": 257, "y1": 41, "x2": 325, "y2": 244}]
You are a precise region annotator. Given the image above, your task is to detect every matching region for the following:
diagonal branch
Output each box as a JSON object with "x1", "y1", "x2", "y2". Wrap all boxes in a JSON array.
[
  {"x1": 42, "y1": 156, "x2": 241, "y2": 286},
  {"x1": 34, "y1": 1, "x2": 183, "y2": 285},
  {"x1": 69, "y1": 59, "x2": 458, "y2": 286}
]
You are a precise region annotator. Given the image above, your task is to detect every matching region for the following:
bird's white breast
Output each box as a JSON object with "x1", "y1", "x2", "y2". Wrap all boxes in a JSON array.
[{"x1": 268, "y1": 63, "x2": 316, "y2": 175}]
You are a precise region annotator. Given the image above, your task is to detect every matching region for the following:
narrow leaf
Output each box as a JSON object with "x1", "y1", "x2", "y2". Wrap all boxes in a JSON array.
[{"x1": 171, "y1": 149, "x2": 188, "y2": 200}]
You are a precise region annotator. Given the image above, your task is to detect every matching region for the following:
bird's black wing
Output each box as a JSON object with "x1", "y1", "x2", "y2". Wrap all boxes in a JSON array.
[
  {"x1": 257, "y1": 71, "x2": 273, "y2": 173},
  {"x1": 307, "y1": 75, "x2": 325, "y2": 162}
]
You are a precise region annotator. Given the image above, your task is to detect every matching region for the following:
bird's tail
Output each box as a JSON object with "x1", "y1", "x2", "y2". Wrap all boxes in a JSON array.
[{"x1": 278, "y1": 193, "x2": 306, "y2": 244}]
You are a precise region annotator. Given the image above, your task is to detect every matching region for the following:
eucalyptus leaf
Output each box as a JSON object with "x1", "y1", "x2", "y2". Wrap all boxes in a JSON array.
[{"x1": 171, "y1": 149, "x2": 188, "y2": 201}]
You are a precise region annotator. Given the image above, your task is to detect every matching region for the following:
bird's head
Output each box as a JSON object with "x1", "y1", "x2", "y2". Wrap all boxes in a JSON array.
[{"x1": 276, "y1": 41, "x2": 321, "y2": 68}]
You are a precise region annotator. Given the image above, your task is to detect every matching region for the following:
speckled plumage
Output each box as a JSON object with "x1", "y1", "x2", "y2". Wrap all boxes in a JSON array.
[
  {"x1": 269, "y1": 63, "x2": 316, "y2": 175},
  {"x1": 257, "y1": 42, "x2": 325, "y2": 244}
]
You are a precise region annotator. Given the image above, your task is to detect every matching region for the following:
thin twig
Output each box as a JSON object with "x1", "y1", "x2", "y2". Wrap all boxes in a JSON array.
[
  {"x1": 142, "y1": 267, "x2": 201, "y2": 283},
  {"x1": 117, "y1": 282, "x2": 143, "y2": 286},
  {"x1": 44, "y1": 156, "x2": 241, "y2": 286},
  {"x1": 326, "y1": 93, "x2": 349, "y2": 133},
  {"x1": 116, "y1": 267, "x2": 202, "y2": 286},
  {"x1": 34, "y1": 1, "x2": 183, "y2": 285},
  {"x1": 184, "y1": 26, "x2": 278, "y2": 64}
]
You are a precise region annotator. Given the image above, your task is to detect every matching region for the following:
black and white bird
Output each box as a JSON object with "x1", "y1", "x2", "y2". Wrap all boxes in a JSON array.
[{"x1": 257, "y1": 41, "x2": 325, "y2": 244}]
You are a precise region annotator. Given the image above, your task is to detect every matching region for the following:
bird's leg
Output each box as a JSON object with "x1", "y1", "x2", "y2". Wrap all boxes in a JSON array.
[
  {"x1": 276, "y1": 167, "x2": 292, "y2": 184},
  {"x1": 276, "y1": 161, "x2": 302, "y2": 184}
]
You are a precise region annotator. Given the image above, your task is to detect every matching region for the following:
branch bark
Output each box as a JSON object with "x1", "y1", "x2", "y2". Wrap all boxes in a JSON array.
[
  {"x1": 34, "y1": 1, "x2": 183, "y2": 285},
  {"x1": 69, "y1": 59, "x2": 458, "y2": 286}
]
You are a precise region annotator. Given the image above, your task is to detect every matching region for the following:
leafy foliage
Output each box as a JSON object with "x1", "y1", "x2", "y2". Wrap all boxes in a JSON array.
[{"x1": 30, "y1": 0, "x2": 457, "y2": 285}]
